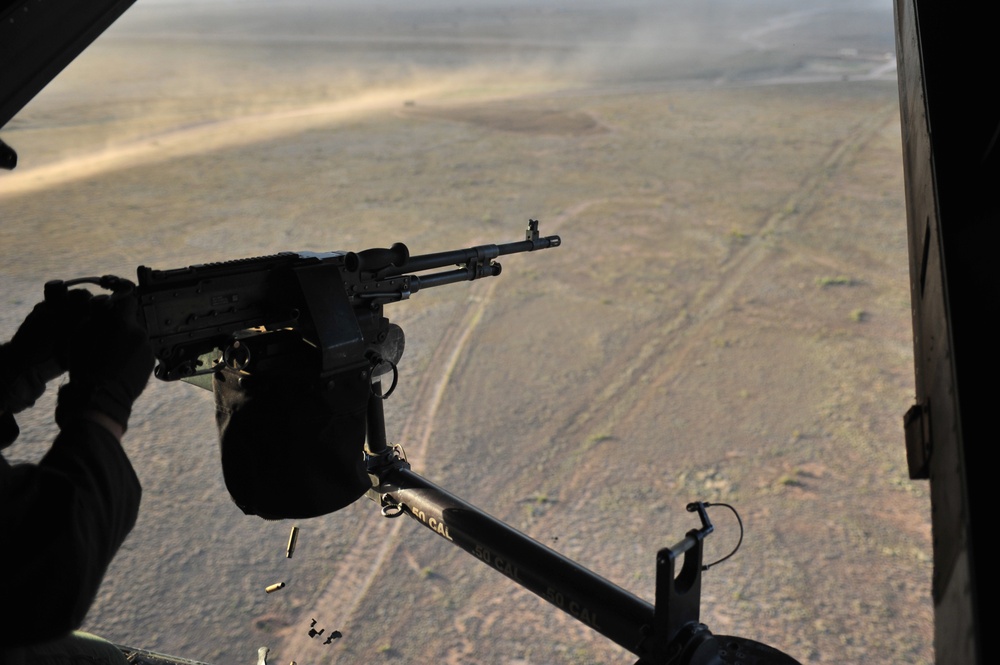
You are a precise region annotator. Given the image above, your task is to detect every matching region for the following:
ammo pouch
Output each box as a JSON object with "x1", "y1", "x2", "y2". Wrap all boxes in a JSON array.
[{"x1": 213, "y1": 334, "x2": 372, "y2": 520}]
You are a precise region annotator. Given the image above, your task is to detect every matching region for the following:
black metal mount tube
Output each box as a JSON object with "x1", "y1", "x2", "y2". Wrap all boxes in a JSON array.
[{"x1": 375, "y1": 467, "x2": 655, "y2": 657}]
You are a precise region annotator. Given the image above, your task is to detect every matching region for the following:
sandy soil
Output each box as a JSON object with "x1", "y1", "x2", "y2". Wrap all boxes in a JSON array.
[{"x1": 0, "y1": 2, "x2": 929, "y2": 664}]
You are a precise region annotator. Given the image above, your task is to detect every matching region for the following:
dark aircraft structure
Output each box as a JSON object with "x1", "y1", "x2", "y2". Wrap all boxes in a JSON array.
[
  {"x1": 0, "y1": 0, "x2": 139, "y2": 168},
  {"x1": 893, "y1": 1, "x2": 987, "y2": 662},
  {"x1": 0, "y1": 0, "x2": 986, "y2": 663}
]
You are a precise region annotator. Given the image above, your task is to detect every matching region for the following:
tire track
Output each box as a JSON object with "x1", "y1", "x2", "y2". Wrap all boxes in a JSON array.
[
  {"x1": 619, "y1": 102, "x2": 902, "y2": 419},
  {"x1": 544, "y1": 103, "x2": 902, "y2": 473}
]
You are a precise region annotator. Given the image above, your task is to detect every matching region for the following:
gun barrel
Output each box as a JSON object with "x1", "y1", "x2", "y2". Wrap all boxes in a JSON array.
[{"x1": 382, "y1": 228, "x2": 560, "y2": 277}]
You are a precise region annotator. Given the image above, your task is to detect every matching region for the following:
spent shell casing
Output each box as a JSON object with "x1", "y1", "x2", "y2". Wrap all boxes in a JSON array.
[
  {"x1": 286, "y1": 526, "x2": 299, "y2": 558},
  {"x1": 265, "y1": 582, "x2": 286, "y2": 593}
]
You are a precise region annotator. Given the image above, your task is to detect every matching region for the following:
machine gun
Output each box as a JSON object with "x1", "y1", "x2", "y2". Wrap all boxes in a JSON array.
[
  {"x1": 138, "y1": 220, "x2": 558, "y2": 386},
  {"x1": 46, "y1": 220, "x2": 560, "y2": 389},
  {"x1": 43, "y1": 221, "x2": 562, "y2": 520}
]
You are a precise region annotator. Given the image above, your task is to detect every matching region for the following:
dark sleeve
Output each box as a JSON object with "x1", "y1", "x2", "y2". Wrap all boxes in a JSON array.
[
  {"x1": 0, "y1": 419, "x2": 141, "y2": 647},
  {"x1": 0, "y1": 410, "x2": 17, "y2": 447}
]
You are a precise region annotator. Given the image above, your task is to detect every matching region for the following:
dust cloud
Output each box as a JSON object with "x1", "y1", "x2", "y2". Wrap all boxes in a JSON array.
[
  {"x1": 1, "y1": 72, "x2": 558, "y2": 196},
  {"x1": 2, "y1": 0, "x2": 895, "y2": 192}
]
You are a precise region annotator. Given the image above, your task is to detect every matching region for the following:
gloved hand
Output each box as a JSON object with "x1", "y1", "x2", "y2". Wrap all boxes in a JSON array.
[
  {"x1": 55, "y1": 293, "x2": 154, "y2": 433},
  {"x1": 0, "y1": 289, "x2": 92, "y2": 414}
]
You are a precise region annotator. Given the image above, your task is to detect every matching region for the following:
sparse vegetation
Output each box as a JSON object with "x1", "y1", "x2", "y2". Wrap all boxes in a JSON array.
[
  {"x1": 816, "y1": 275, "x2": 856, "y2": 287},
  {"x1": 776, "y1": 471, "x2": 804, "y2": 488}
]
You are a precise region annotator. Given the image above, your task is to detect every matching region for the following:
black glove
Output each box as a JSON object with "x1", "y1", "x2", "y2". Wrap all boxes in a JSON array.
[
  {"x1": 55, "y1": 293, "x2": 154, "y2": 432},
  {"x1": 0, "y1": 289, "x2": 92, "y2": 414}
]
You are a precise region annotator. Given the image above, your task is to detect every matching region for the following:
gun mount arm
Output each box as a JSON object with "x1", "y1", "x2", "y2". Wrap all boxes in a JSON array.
[{"x1": 363, "y1": 384, "x2": 802, "y2": 665}]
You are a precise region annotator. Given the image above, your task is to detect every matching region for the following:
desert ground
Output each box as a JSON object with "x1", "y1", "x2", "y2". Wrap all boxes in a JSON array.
[{"x1": 0, "y1": 1, "x2": 931, "y2": 663}]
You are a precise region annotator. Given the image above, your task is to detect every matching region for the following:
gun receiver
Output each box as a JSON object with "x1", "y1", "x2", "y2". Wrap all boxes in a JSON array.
[{"x1": 135, "y1": 220, "x2": 559, "y2": 383}]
